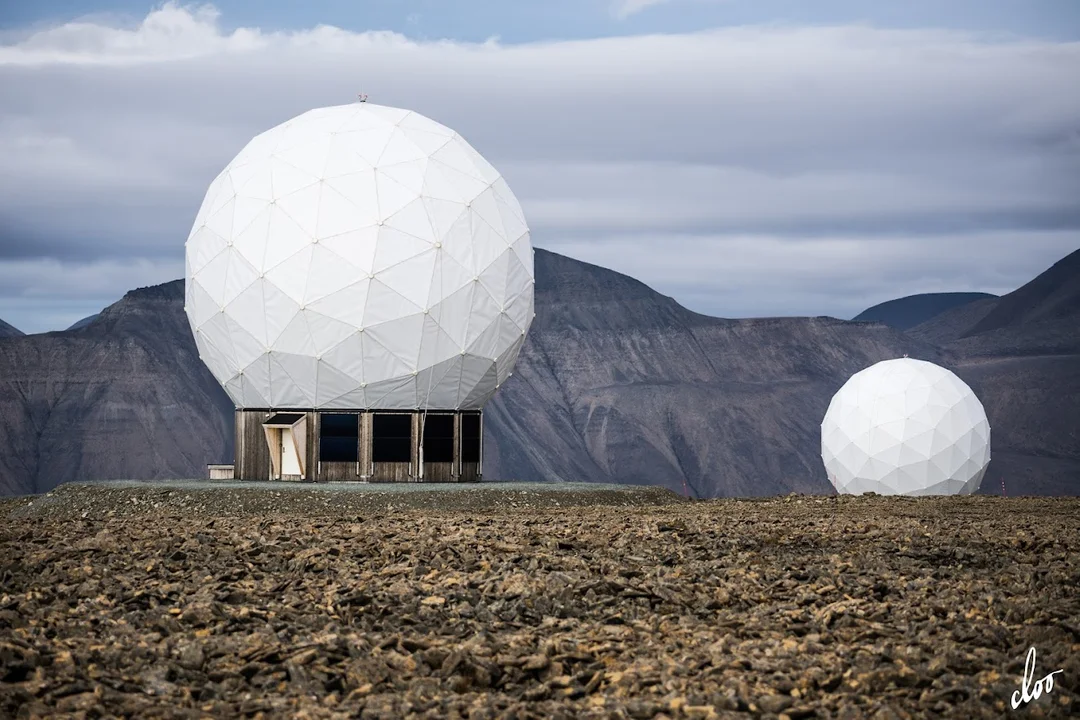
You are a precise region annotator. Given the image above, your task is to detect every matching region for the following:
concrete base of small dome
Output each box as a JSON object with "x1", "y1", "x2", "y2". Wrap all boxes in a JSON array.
[{"x1": 232, "y1": 409, "x2": 483, "y2": 483}]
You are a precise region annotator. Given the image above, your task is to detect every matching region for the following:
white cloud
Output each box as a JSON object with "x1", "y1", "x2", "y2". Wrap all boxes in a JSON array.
[{"x1": 0, "y1": 3, "x2": 1077, "y2": 332}]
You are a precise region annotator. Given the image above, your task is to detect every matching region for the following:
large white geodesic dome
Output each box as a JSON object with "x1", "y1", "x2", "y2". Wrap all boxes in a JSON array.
[
  {"x1": 820, "y1": 358, "x2": 991, "y2": 496},
  {"x1": 184, "y1": 102, "x2": 534, "y2": 410}
]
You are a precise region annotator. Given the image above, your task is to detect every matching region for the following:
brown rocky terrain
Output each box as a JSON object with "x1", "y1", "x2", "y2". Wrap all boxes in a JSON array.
[{"x1": 2, "y1": 485, "x2": 1077, "y2": 719}]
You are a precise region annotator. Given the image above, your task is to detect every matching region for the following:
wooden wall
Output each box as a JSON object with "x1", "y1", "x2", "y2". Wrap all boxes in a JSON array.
[{"x1": 233, "y1": 409, "x2": 483, "y2": 483}]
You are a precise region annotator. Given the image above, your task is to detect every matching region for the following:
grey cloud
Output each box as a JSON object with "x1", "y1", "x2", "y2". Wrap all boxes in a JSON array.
[{"x1": 0, "y1": 7, "x2": 1078, "y2": 332}]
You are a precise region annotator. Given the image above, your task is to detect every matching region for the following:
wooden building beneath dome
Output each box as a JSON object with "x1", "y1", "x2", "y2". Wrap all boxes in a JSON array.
[{"x1": 230, "y1": 409, "x2": 483, "y2": 483}]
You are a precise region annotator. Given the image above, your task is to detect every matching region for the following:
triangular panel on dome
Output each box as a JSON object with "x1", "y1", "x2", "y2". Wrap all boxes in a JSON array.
[
  {"x1": 320, "y1": 331, "x2": 366, "y2": 384},
  {"x1": 421, "y1": 160, "x2": 470, "y2": 205},
  {"x1": 335, "y1": 108, "x2": 390, "y2": 134},
  {"x1": 358, "y1": 325, "x2": 415, "y2": 385},
  {"x1": 363, "y1": 104, "x2": 412, "y2": 125},
  {"x1": 384, "y1": 197, "x2": 437, "y2": 244},
  {"x1": 303, "y1": 308, "x2": 358, "y2": 357},
  {"x1": 239, "y1": 355, "x2": 272, "y2": 408},
  {"x1": 194, "y1": 249, "x2": 232, "y2": 308},
  {"x1": 362, "y1": 277, "x2": 421, "y2": 327},
  {"x1": 226, "y1": 280, "x2": 270, "y2": 348},
  {"x1": 416, "y1": 355, "x2": 464, "y2": 409},
  {"x1": 224, "y1": 304, "x2": 266, "y2": 372},
  {"x1": 319, "y1": 226, "x2": 379, "y2": 274},
  {"x1": 315, "y1": 359, "x2": 361, "y2": 408},
  {"x1": 459, "y1": 355, "x2": 499, "y2": 409},
  {"x1": 428, "y1": 281, "x2": 474, "y2": 350},
  {"x1": 375, "y1": 169, "x2": 422, "y2": 221},
  {"x1": 272, "y1": 310, "x2": 318, "y2": 357},
  {"x1": 379, "y1": 157, "x2": 429, "y2": 196},
  {"x1": 314, "y1": 181, "x2": 376, "y2": 239},
  {"x1": 265, "y1": 245, "x2": 314, "y2": 305},
  {"x1": 231, "y1": 159, "x2": 274, "y2": 202},
  {"x1": 398, "y1": 125, "x2": 454, "y2": 156},
  {"x1": 468, "y1": 211, "x2": 508, "y2": 274},
  {"x1": 370, "y1": 226, "x2": 432, "y2": 275},
  {"x1": 477, "y1": 249, "x2": 512, "y2": 308},
  {"x1": 222, "y1": 251, "x2": 261, "y2": 307},
  {"x1": 198, "y1": 312, "x2": 239, "y2": 375},
  {"x1": 421, "y1": 196, "x2": 468, "y2": 244},
  {"x1": 309, "y1": 278, "x2": 370, "y2": 328},
  {"x1": 323, "y1": 140, "x2": 373, "y2": 179},
  {"x1": 269, "y1": 160, "x2": 320, "y2": 201},
  {"x1": 268, "y1": 352, "x2": 314, "y2": 407},
  {"x1": 468, "y1": 187, "x2": 506, "y2": 243},
  {"x1": 367, "y1": 312, "x2": 425, "y2": 372},
  {"x1": 398, "y1": 111, "x2": 455, "y2": 137},
  {"x1": 431, "y1": 249, "x2": 475, "y2": 303},
  {"x1": 417, "y1": 314, "x2": 460, "y2": 373},
  {"x1": 377, "y1": 250, "x2": 438, "y2": 311},
  {"x1": 188, "y1": 277, "x2": 221, "y2": 331},
  {"x1": 188, "y1": 225, "x2": 230, "y2": 277},
  {"x1": 337, "y1": 126, "x2": 397, "y2": 167},
  {"x1": 302, "y1": 245, "x2": 365, "y2": 305},
  {"x1": 263, "y1": 206, "x2": 313, "y2": 273},
  {"x1": 197, "y1": 330, "x2": 238, "y2": 392},
  {"x1": 463, "y1": 281, "x2": 500, "y2": 352},
  {"x1": 457, "y1": 141, "x2": 502, "y2": 185},
  {"x1": 275, "y1": 181, "x2": 323, "y2": 240},
  {"x1": 428, "y1": 158, "x2": 490, "y2": 204},
  {"x1": 272, "y1": 134, "x2": 334, "y2": 180},
  {"x1": 433, "y1": 139, "x2": 489, "y2": 183},
  {"x1": 262, "y1": 280, "x2": 300, "y2": 348},
  {"x1": 205, "y1": 197, "x2": 236, "y2": 241},
  {"x1": 231, "y1": 206, "x2": 271, "y2": 271},
  {"x1": 439, "y1": 212, "x2": 476, "y2": 273},
  {"x1": 378, "y1": 128, "x2": 431, "y2": 166},
  {"x1": 366, "y1": 374, "x2": 418, "y2": 410}
]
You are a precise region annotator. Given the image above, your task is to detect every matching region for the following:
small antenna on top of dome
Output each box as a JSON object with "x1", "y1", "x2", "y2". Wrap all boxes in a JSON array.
[{"x1": 357, "y1": 92, "x2": 369, "y2": 103}]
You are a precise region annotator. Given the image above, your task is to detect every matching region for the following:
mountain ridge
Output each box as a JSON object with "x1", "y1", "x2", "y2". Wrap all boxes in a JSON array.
[
  {"x1": 0, "y1": 247, "x2": 1076, "y2": 497},
  {"x1": 853, "y1": 292, "x2": 998, "y2": 330}
]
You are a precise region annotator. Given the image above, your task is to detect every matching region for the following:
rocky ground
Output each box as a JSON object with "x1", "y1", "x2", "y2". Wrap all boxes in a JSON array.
[{"x1": 1, "y1": 484, "x2": 1078, "y2": 719}]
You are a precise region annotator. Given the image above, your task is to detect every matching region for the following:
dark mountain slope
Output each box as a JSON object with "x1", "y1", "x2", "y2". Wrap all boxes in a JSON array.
[
  {"x1": 906, "y1": 297, "x2": 1000, "y2": 345},
  {"x1": 913, "y1": 248, "x2": 1080, "y2": 495},
  {"x1": 853, "y1": 292, "x2": 996, "y2": 330},
  {"x1": 965, "y1": 248, "x2": 1080, "y2": 335},
  {"x1": 1, "y1": 247, "x2": 1074, "y2": 498},
  {"x1": 485, "y1": 251, "x2": 943, "y2": 497},
  {"x1": 0, "y1": 318, "x2": 24, "y2": 338},
  {"x1": 67, "y1": 314, "x2": 100, "y2": 331},
  {"x1": 0, "y1": 282, "x2": 234, "y2": 496}
]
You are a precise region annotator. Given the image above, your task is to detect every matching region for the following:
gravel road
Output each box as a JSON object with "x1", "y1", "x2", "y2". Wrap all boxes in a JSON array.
[{"x1": 1, "y1": 484, "x2": 1077, "y2": 718}]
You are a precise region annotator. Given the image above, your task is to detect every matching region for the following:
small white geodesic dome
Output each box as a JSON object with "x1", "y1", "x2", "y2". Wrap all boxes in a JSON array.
[
  {"x1": 184, "y1": 102, "x2": 534, "y2": 410},
  {"x1": 820, "y1": 358, "x2": 991, "y2": 496}
]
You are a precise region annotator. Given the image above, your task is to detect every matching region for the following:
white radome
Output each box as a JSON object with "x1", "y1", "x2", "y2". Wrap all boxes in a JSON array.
[
  {"x1": 184, "y1": 103, "x2": 535, "y2": 410},
  {"x1": 821, "y1": 358, "x2": 991, "y2": 496}
]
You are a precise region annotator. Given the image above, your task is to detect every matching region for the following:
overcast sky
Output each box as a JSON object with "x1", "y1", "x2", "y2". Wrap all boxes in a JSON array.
[{"x1": 1, "y1": 1, "x2": 1078, "y2": 333}]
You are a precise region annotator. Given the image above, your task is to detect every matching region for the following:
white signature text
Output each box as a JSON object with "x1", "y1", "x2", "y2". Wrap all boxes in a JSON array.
[{"x1": 1011, "y1": 647, "x2": 1064, "y2": 710}]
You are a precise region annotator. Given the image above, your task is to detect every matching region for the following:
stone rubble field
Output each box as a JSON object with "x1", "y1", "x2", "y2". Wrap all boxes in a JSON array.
[{"x1": 1, "y1": 484, "x2": 1078, "y2": 719}]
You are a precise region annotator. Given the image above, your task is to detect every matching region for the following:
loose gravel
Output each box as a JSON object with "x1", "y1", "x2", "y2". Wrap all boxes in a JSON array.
[{"x1": 1, "y1": 484, "x2": 1078, "y2": 719}]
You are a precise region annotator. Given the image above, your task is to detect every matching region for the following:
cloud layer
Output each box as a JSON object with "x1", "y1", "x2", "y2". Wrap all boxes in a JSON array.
[{"x1": 0, "y1": 3, "x2": 1078, "y2": 332}]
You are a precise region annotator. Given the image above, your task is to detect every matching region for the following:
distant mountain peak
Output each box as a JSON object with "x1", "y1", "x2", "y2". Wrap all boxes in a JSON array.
[
  {"x1": 853, "y1": 292, "x2": 998, "y2": 331},
  {"x1": 963, "y1": 248, "x2": 1080, "y2": 337},
  {"x1": 0, "y1": 318, "x2": 24, "y2": 338}
]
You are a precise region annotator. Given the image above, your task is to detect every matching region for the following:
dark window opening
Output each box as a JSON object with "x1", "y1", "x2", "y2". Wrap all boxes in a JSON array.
[
  {"x1": 462, "y1": 413, "x2": 481, "y2": 463},
  {"x1": 373, "y1": 413, "x2": 412, "y2": 463},
  {"x1": 320, "y1": 413, "x2": 359, "y2": 462},
  {"x1": 422, "y1": 414, "x2": 455, "y2": 463}
]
